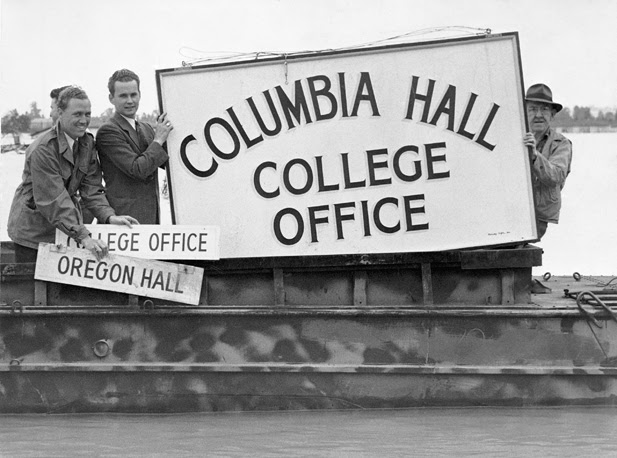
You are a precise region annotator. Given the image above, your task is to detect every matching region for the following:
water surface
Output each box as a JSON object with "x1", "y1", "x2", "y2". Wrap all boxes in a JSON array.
[{"x1": 1, "y1": 407, "x2": 617, "y2": 457}]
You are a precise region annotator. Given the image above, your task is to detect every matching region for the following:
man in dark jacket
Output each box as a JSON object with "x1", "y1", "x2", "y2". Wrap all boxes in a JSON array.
[
  {"x1": 50, "y1": 85, "x2": 95, "y2": 224},
  {"x1": 8, "y1": 86, "x2": 137, "y2": 261},
  {"x1": 96, "y1": 69, "x2": 173, "y2": 224}
]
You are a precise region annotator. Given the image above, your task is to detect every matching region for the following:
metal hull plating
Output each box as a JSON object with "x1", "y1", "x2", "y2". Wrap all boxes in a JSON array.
[
  {"x1": 1, "y1": 309, "x2": 616, "y2": 413},
  {"x1": 2, "y1": 243, "x2": 616, "y2": 412}
]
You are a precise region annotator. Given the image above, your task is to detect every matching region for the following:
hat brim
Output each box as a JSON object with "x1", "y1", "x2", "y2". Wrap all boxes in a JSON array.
[{"x1": 525, "y1": 97, "x2": 563, "y2": 113}]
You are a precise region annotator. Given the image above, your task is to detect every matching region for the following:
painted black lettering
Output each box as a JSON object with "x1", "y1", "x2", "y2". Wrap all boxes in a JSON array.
[
  {"x1": 283, "y1": 158, "x2": 313, "y2": 195},
  {"x1": 351, "y1": 72, "x2": 380, "y2": 117},
  {"x1": 373, "y1": 197, "x2": 400, "y2": 234},
  {"x1": 429, "y1": 85, "x2": 456, "y2": 131},
  {"x1": 254, "y1": 161, "x2": 280, "y2": 198},
  {"x1": 187, "y1": 233, "x2": 197, "y2": 251},
  {"x1": 273, "y1": 208, "x2": 304, "y2": 246},
  {"x1": 247, "y1": 90, "x2": 282, "y2": 136},
  {"x1": 307, "y1": 75, "x2": 337, "y2": 121},
  {"x1": 227, "y1": 106, "x2": 264, "y2": 149},
  {"x1": 405, "y1": 76, "x2": 435, "y2": 123},
  {"x1": 393, "y1": 145, "x2": 422, "y2": 182},
  {"x1": 308, "y1": 205, "x2": 329, "y2": 243},
  {"x1": 204, "y1": 117, "x2": 241, "y2": 160},
  {"x1": 275, "y1": 81, "x2": 313, "y2": 130},
  {"x1": 109, "y1": 264, "x2": 122, "y2": 283},
  {"x1": 366, "y1": 148, "x2": 392, "y2": 186},
  {"x1": 123, "y1": 266, "x2": 134, "y2": 285},
  {"x1": 475, "y1": 103, "x2": 500, "y2": 151},
  {"x1": 360, "y1": 200, "x2": 371, "y2": 236},
  {"x1": 341, "y1": 153, "x2": 366, "y2": 189},
  {"x1": 180, "y1": 135, "x2": 219, "y2": 178},
  {"x1": 141, "y1": 268, "x2": 153, "y2": 288},
  {"x1": 152, "y1": 271, "x2": 165, "y2": 290},
  {"x1": 404, "y1": 194, "x2": 429, "y2": 231},
  {"x1": 70, "y1": 257, "x2": 83, "y2": 277},
  {"x1": 96, "y1": 262, "x2": 108, "y2": 281},
  {"x1": 58, "y1": 256, "x2": 69, "y2": 274},
  {"x1": 334, "y1": 202, "x2": 355, "y2": 240},
  {"x1": 338, "y1": 72, "x2": 349, "y2": 117},
  {"x1": 425, "y1": 142, "x2": 450, "y2": 180},
  {"x1": 456, "y1": 92, "x2": 478, "y2": 140},
  {"x1": 83, "y1": 259, "x2": 96, "y2": 279},
  {"x1": 315, "y1": 156, "x2": 339, "y2": 192}
]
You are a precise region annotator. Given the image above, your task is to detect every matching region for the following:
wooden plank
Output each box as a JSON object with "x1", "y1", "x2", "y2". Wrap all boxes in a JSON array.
[
  {"x1": 353, "y1": 271, "x2": 368, "y2": 306},
  {"x1": 501, "y1": 269, "x2": 515, "y2": 305},
  {"x1": 34, "y1": 280, "x2": 47, "y2": 306},
  {"x1": 421, "y1": 263, "x2": 434, "y2": 307},
  {"x1": 273, "y1": 268, "x2": 285, "y2": 305},
  {"x1": 128, "y1": 294, "x2": 139, "y2": 309},
  {"x1": 461, "y1": 247, "x2": 542, "y2": 270},
  {"x1": 34, "y1": 244, "x2": 204, "y2": 305}
]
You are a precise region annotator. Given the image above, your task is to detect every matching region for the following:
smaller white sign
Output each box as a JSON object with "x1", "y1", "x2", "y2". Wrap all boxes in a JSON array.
[
  {"x1": 55, "y1": 225, "x2": 220, "y2": 260},
  {"x1": 35, "y1": 244, "x2": 205, "y2": 305}
]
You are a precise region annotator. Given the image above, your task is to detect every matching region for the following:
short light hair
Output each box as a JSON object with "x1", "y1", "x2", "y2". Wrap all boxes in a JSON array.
[
  {"x1": 108, "y1": 69, "x2": 140, "y2": 96},
  {"x1": 56, "y1": 86, "x2": 89, "y2": 110}
]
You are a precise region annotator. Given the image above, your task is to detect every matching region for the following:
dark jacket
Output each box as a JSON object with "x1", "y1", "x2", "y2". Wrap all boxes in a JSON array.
[
  {"x1": 96, "y1": 113, "x2": 168, "y2": 224},
  {"x1": 7, "y1": 124, "x2": 115, "y2": 249}
]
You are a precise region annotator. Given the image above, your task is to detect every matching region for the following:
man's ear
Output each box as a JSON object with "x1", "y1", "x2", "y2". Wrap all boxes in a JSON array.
[{"x1": 109, "y1": 93, "x2": 114, "y2": 103}]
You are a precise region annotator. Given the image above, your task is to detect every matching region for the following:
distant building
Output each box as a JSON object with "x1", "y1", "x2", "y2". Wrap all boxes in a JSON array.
[{"x1": 30, "y1": 117, "x2": 53, "y2": 133}]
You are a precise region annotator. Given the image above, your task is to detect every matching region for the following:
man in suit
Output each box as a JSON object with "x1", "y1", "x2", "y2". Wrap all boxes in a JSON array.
[
  {"x1": 96, "y1": 69, "x2": 173, "y2": 224},
  {"x1": 8, "y1": 86, "x2": 137, "y2": 261}
]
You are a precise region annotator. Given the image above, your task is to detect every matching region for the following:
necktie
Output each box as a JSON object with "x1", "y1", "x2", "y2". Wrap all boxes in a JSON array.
[{"x1": 135, "y1": 121, "x2": 148, "y2": 151}]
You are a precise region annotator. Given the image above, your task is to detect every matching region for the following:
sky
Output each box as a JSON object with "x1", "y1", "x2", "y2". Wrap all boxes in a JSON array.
[{"x1": 1, "y1": 0, "x2": 616, "y2": 119}]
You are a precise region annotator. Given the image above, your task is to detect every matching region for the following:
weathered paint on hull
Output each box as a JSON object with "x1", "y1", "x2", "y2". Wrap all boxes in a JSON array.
[
  {"x1": 3, "y1": 242, "x2": 616, "y2": 412},
  {"x1": 2, "y1": 371, "x2": 616, "y2": 414},
  {"x1": 1, "y1": 310, "x2": 616, "y2": 413}
]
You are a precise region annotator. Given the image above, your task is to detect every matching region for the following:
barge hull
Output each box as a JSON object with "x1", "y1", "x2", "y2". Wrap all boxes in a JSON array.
[
  {"x1": 1, "y1": 310, "x2": 616, "y2": 413},
  {"x1": 2, "y1": 243, "x2": 617, "y2": 412}
]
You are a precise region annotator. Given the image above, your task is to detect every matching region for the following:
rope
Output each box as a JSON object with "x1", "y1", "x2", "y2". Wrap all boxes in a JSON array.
[
  {"x1": 178, "y1": 26, "x2": 492, "y2": 67},
  {"x1": 573, "y1": 273, "x2": 617, "y2": 290}
]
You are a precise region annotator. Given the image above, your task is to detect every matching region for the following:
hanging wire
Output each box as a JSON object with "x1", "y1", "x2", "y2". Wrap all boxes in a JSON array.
[{"x1": 178, "y1": 26, "x2": 491, "y2": 67}]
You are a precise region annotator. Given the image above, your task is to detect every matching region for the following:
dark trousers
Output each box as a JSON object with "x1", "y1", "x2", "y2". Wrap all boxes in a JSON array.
[
  {"x1": 537, "y1": 220, "x2": 548, "y2": 240},
  {"x1": 13, "y1": 243, "x2": 38, "y2": 263}
]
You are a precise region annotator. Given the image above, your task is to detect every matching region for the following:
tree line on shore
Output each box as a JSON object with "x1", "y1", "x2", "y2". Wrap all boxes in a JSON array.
[
  {"x1": 1, "y1": 102, "x2": 159, "y2": 135},
  {"x1": 2, "y1": 101, "x2": 617, "y2": 136}
]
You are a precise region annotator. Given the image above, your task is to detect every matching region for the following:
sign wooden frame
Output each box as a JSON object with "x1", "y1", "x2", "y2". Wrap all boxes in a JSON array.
[{"x1": 157, "y1": 32, "x2": 535, "y2": 259}]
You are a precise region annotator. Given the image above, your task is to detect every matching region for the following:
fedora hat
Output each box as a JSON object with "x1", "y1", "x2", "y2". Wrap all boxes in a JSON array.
[{"x1": 525, "y1": 83, "x2": 563, "y2": 113}]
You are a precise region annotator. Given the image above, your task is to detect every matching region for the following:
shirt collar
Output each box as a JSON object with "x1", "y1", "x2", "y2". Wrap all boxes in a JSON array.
[
  {"x1": 119, "y1": 113, "x2": 136, "y2": 130},
  {"x1": 64, "y1": 132, "x2": 76, "y2": 151}
]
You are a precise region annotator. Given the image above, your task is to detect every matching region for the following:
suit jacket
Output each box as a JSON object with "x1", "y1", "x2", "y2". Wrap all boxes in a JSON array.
[
  {"x1": 8, "y1": 124, "x2": 115, "y2": 249},
  {"x1": 96, "y1": 113, "x2": 168, "y2": 224}
]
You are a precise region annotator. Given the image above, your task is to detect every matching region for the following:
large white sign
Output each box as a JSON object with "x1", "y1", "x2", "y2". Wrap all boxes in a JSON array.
[
  {"x1": 35, "y1": 244, "x2": 204, "y2": 305},
  {"x1": 55, "y1": 225, "x2": 220, "y2": 260},
  {"x1": 157, "y1": 33, "x2": 535, "y2": 258}
]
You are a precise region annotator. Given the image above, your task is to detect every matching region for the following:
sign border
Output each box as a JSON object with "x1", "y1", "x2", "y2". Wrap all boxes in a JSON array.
[{"x1": 155, "y1": 32, "x2": 536, "y2": 256}]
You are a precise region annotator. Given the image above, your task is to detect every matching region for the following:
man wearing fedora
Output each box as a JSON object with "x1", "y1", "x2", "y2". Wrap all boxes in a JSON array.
[{"x1": 523, "y1": 83, "x2": 572, "y2": 240}]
